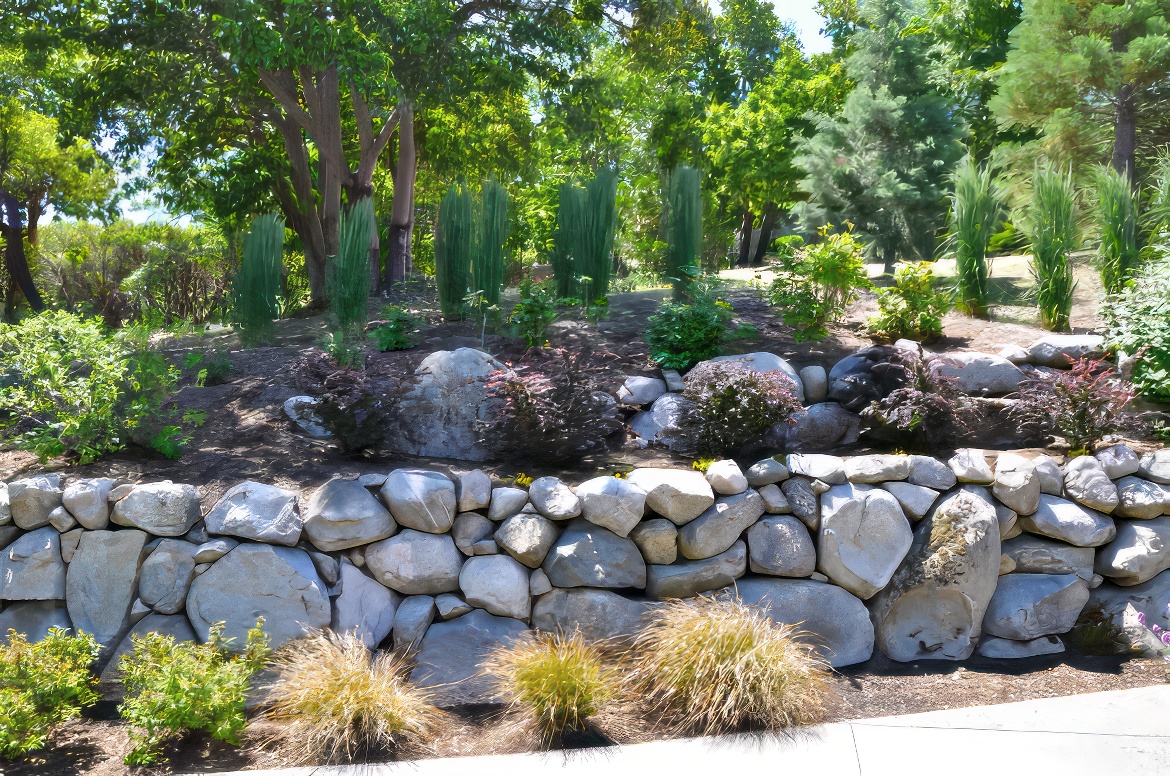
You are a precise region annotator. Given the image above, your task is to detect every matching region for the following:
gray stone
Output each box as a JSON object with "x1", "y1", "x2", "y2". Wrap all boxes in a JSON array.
[
  {"x1": 1114, "y1": 476, "x2": 1167, "y2": 519},
  {"x1": 1026, "y1": 334, "x2": 1105, "y2": 367},
  {"x1": 704, "y1": 460, "x2": 748, "y2": 496},
  {"x1": 645, "y1": 541, "x2": 746, "y2": 599},
  {"x1": 67, "y1": 529, "x2": 148, "y2": 644},
  {"x1": 617, "y1": 375, "x2": 668, "y2": 406},
  {"x1": 303, "y1": 478, "x2": 395, "y2": 551},
  {"x1": 193, "y1": 538, "x2": 238, "y2": 564},
  {"x1": 0, "y1": 528, "x2": 65, "y2": 600},
  {"x1": 1032, "y1": 455, "x2": 1064, "y2": 495},
  {"x1": 1139, "y1": 450, "x2": 1170, "y2": 484},
  {"x1": 983, "y1": 573, "x2": 1090, "y2": 639},
  {"x1": 0, "y1": 483, "x2": 8, "y2": 526},
  {"x1": 453, "y1": 512, "x2": 495, "y2": 556},
  {"x1": 1085, "y1": 572, "x2": 1170, "y2": 650},
  {"x1": 626, "y1": 468, "x2": 714, "y2": 525},
  {"x1": 1000, "y1": 554, "x2": 1017, "y2": 575},
  {"x1": 59, "y1": 528, "x2": 83, "y2": 563},
  {"x1": 1063, "y1": 457, "x2": 1119, "y2": 513},
  {"x1": 786, "y1": 454, "x2": 846, "y2": 484},
  {"x1": 379, "y1": 469, "x2": 457, "y2": 534},
  {"x1": 880, "y1": 482, "x2": 939, "y2": 520},
  {"x1": 869, "y1": 492, "x2": 1002, "y2": 661},
  {"x1": 781, "y1": 478, "x2": 818, "y2": 528},
  {"x1": 678, "y1": 490, "x2": 765, "y2": 560},
  {"x1": 364, "y1": 530, "x2": 463, "y2": 595},
  {"x1": 1002, "y1": 535, "x2": 1095, "y2": 580},
  {"x1": 662, "y1": 369, "x2": 685, "y2": 392},
  {"x1": 908, "y1": 456, "x2": 958, "y2": 490},
  {"x1": 436, "y1": 593, "x2": 473, "y2": 620},
  {"x1": 709, "y1": 352, "x2": 805, "y2": 401},
  {"x1": 818, "y1": 486, "x2": 912, "y2": 599},
  {"x1": 747, "y1": 516, "x2": 816, "y2": 577},
  {"x1": 459, "y1": 555, "x2": 531, "y2": 620},
  {"x1": 977, "y1": 635, "x2": 1065, "y2": 659},
  {"x1": 357, "y1": 472, "x2": 388, "y2": 489},
  {"x1": 0, "y1": 601, "x2": 71, "y2": 643},
  {"x1": 995, "y1": 343, "x2": 1030, "y2": 364},
  {"x1": 745, "y1": 458, "x2": 789, "y2": 487},
  {"x1": 100, "y1": 613, "x2": 196, "y2": 684},
  {"x1": 494, "y1": 514, "x2": 558, "y2": 568},
  {"x1": 528, "y1": 569, "x2": 552, "y2": 596},
  {"x1": 184, "y1": 522, "x2": 210, "y2": 544},
  {"x1": 9, "y1": 475, "x2": 63, "y2": 530},
  {"x1": 799, "y1": 365, "x2": 828, "y2": 404},
  {"x1": 47, "y1": 506, "x2": 77, "y2": 533},
  {"x1": 757, "y1": 484, "x2": 791, "y2": 514},
  {"x1": 732, "y1": 577, "x2": 874, "y2": 667},
  {"x1": 0, "y1": 526, "x2": 20, "y2": 551},
  {"x1": 993, "y1": 453, "x2": 1042, "y2": 516},
  {"x1": 308, "y1": 551, "x2": 340, "y2": 587},
  {"x1": 283, "y1": 395, "x2": 332, "y2": 438},
  {"x1": 960, "y1": 485, "x2": 1019, "y2": 538},
  {"x1": 929, "y1": 352, "x2": 1025, "y2": 395},
  {"x1": 843, "y1": 455, "x2": 911, "y2": 484},
  {"x1": 528, "y1": 477, "x2": 582, "y2": 520},
  {"x1": 630, "y1": 519, "x2": 678, "y2": 565},
  {"x1": 107, "y1": 483, "x2": 134, "y2": 503},
  {"x1": 139, "y1": 539, "x2": 198, "y2": 615},
  {"x1": 948, "y1": 449, "x2": 994, "y2": 484},
  {"x1": 1019, "y1": 495, "x2": 1116, "y2": 547},
  {"x1": 204, "y1": 481, "x2": 301, "y2": 546},
  {"x1": 628, "y1": 393, "x2": 695, "y2": 450},
  {"x1": 1097, "y1": 444, "x2": 1141, "y2": 479},
  {"x1": 410, "y1": 608, "x2": 530, "y2": 706},
  {"x1": 532, "y1": 587, "x2": 650, "y2": 643},
  {"x1": 62, "y1": 478, "x2": 116, "y2": 530},
  {"x1": 776, "y1": 402, "x2": 861, "y2": 452},
  {"x1": 331, "y1": 560, "x2": 399, "y2": 648},
  {"x1": 456, "y1": 470, "x2": 493, "y2": 513},
  {"x1": 392, "y1": 595, "x2": 436, "y2": 651},
  {"x1": 1094, "y1": 516, "x2": 1170, "y2": 586},
  {"x1": 111, "y1": 482, "x2": 202, "y2": 537},
  {"x1": 577, "y1": 476, "x2": 647, "y2": 537},
  {"x1": 542, "y1": 519, "x2": 646, "y2": 589},
  {"x1": 186, "y1": 544, "x2": 330, "y2": 649},
  {"x1": 487, "y1": 487, "x2": 529, "y2": 520}
]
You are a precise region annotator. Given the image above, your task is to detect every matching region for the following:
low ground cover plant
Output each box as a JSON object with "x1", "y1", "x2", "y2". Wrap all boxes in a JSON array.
[
  {"x1": 293, "y1": 349, "x2": 404, "y2": 453},
  {"x1": 370, "y1": 305, "x2": 423, "y2": 351},
  {"x1": 118, "y1": 622, "x2": 270, "y2": 765},
  {"x1": 861, "y1": 350, "x2": 980, "y2": 452},
  {"x1": 645, "y1": 291, "x2": 734, "y2": 370},
  {"x1": 0, "y1": 628, "x2": 100, "y2": 759},
  {"x1": 681, "y1": 361, "x2": 802, "y2": 456},
  {"x1": 865, "y1": 261, "x2": 951, "y2": 342},
  {"x1": 764, "y1": 223, "x2": 869, "y2": 341},
  {"x1": 509, "y1": 279, "x2": 559, "y2": 348}
]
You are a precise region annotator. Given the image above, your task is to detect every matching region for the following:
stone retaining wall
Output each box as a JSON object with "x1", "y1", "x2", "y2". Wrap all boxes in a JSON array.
[{"x1": 2, "y1": 446, "x2": 1169, "y2": 705}]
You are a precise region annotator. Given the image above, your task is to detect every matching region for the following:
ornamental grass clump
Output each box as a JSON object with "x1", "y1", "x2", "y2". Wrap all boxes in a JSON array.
[
  {"x1": 485, "y1": 632, "x2": 619, "y2": 745},
  {"x1": 0, "y1": 628, "x2": 100, "y2": 759},
  {"x1": 1025, "y1": 164, "x2": 1079, "y2": 332},
  {"x1": 681, "y1": 361, "x2": 802, "y2": 456},
  {"x1": 947, "y1": 155, "x2": 1002, "y2": 318},
  {"x1": 627, "y1": 597, "x2": 829, "y2": 735},
  {"x1": 436, "y1": 183, "x2": 474, "y2": 319},
  {"x1": 266, "y1": 630, "x2": 441, "y2": 764},
  {"x1": 232, "y1": 212, "x2": 285, "y2": 346},
  {"x1": 1092, "y1": 165, "x2": 1140, "y2": 296},
  {"x1": 668, "y1": 164, "x2": 703, "y2": 300}
]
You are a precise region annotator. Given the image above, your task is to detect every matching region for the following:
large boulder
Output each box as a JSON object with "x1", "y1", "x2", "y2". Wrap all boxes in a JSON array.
[
  {"x1": 487, "y1": 487, "x2": 529, "y2": 521},
  {"x1": 817, "y1": 485, "x2": 912, "y2": 599},
  {"x1": 1094, "y1": 516, "x2": 1170, "y2": 586},
  {"x1": 982, "y1": 573, "x2": 1090, "y2": 640},
  {"x1": 977, "y1": 635, "x2": 1066, "y2": 659},
  {"x1": 732, "y1": 577, "x2": 874, "y2": 667},
  {"x1": 111, "y1": 482, "x2": 202, "y2": 537},
  {"x1": 577, "y1": 477, "x2": 648, "y2": 536},
  {"x1": 786, "y1": 454, "x2": 846, "y2": 485},
  {"x1": 1062, "y1": 457, "x2": 1119, "y2": 513},
  {"x1": 1025, "y1": 335, "x2": 1105, "y2": 367},
  {"x1": 929, "y1": 352, "x2": 1025, "y2": 396},
  {"x1": 843, "y1": 455, "x2": 911, "y2": 484},
  {"x1": 881, "y1": 482, "x2": 939, "y2": 521},
  {"x1": 303, "y1": 478, "x2": 396, "y2": 551},
  {"x1": 1018, "y1": 495, "x2": 1116, "y2": 547},
  {"x1": 630, "y1": 519, "x2": 678, "y2": 565},
  {"x1": 993, "y1": 453, "x2": 1041, "y2": 516},
  {"x1": 8, "y1": 475, "x2": 63, "y2": 530},
  {"x1": 66, "y1": 529, "x2": 148, "y2": 644},
  {"x1": 1096, "y1": 444, "x2": 1141, "y2": 480},
  {"x1": 746, "y1": 516, "x2": 816, "y2": 577},
  {"x1": 409, "y1": 609, "x2": 530, "y2": 705},
  {"x1": 389, "y1": 348, "x2": 506, "y2": 461},
  {"x1": 948, "y1": 449, "x2": 994, "y2": 484},
  {"x1": 0, "y1": 527, "x2": 66, "y2": 600},
  {"x1": 378, "y1": 469, "x2": 457, "y2": 534},
  {"x1": 1139, "y1": 450, "x2": 1170, "y2": 484},
  {"x1": 628, "y1": 393, "x2": 695, "y2": 450},
  {"x1": 364, "y1": 530, "x2": 463, "y2": 595},
  {"x1": 542, "y1": 519, "x2": 646, "y2": 589},
  {"x1": 1085, "y1": 570, "x2": 1170, "y2": 645},
  {"x1": 204, "y1": 481, "x2": 301, "y2": 546},
  {"x1": 745, "y1": 458, "x2": 789, "y2": 487},
  {"x1": 869, "y1": 492, "x2": 1001, "y2": 662},
  {"x1": 138, "y1": 539, "x2": 199, "y2": 615},
  {"x1": 528, "y1": 477, "x2": 582, "y2": 521},
  {"x1": 774, "y1": 402, "x2": 861, "y2": 452},
  {"x1": 0, "y1": 601, "x2": 72, "y2": 643},
  {"x1": 531, "y1": 588, "x2": 650, "y2": 642},
  {"x1": 645, "y1": 541, "x2": 746, "y2": 599},
  {"x1": 707, "y1": 352, "x2": 804, "y2": 401},
  {"x1": 907, "y1": 456, "x2": 958, "y2": 490},
  {"x1": 827, "y1": 347, "x2": 907, "y2": 411},
  {"x1": 1002, "y1": 535, "x2": 1095, "y2": 580},
  {"x1": 677, "y1": 490, "x2": 765, "y2": 560},
  {"x1": 626, "y1": 469, "x2": 714, "y2": 525},
  {"x1": 62, "y1": 478, "x2": 116, "y2": 530},
  {"x1": 459, "y1": 555, "x2": 531, "y2": 620},
  {"x1": 1114, "y1": 477, "x2": 1168, "y2": 520},
  {"x1": 494, "y1": 514, "x2": 558, "y2": 567},
  {"x1": 186, "y1": 544, "x2": 330, "y2": 649},
  {"x1": 331, "y1": 560, "x2": 400, "y2": 648}
]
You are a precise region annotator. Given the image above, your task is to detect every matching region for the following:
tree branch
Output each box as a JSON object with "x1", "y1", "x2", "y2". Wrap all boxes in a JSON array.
[{"x1": 257, "y1": 67, "x2": 313, "y2": 132}]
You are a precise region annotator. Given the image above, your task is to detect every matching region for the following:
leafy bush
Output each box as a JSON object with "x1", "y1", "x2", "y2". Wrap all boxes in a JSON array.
[
  {"x1": 190, "y1": 348, "x2": 233, "y2": 387},
  {"x1": 645, "y1": 294, "x2": 734, "y2": 371},
  {"x1": 681, "y1": 361, "x2": 802, "y2": 456},
  {"x1": 370, "y1": 306, "x2": 422, "y2": 352},
  {"x1": 947, "y1": 155, "x2": 1002, "y2": 318},
  {"x1": 485, "y1": 632, "x2": 618, "y2": 745},
  {"x1": 118, "y1": 622, "x2": 270, "y2": 765},
  {"x1": 266, "y1": 630, "x2": 439, "y2": 764},
  {"x1": 294, "y1": 349, "x2": 404, "y2": 453},
  {"x1": 1107, "y1": 256, "x2": 1170, "y2": 401},
  {"x1": 232, "y1": 213, "x2": 285, "y2": 347},
  {"x1": 508, "y1": 280, "x2": 559, "y2": 349},
  {"x1": 771, "y1": 234, "x2": 805, "y2": 261},
  {"x1": 861, "y1": 350, "x2": 980, "y2": 452},
  {"x1": 0, "y1": 628, "x2": 100, "y2": 759},
  {"x1": 626, "y1": 596, "x2": 829, "y2": 735},
  {"x1": 864, "y1": 262, "x2": 952, "y2": 342},
  {"x1": 1009, "y1": 356, "x2": 1143, "y2": 454},
  {"x1": 1093, "y1": 165, "x2": 1140, "y2": 297},
  {"x1": 764, "y1": 224, "x2": 869, "y2": 341},
  {"x1": 1025, "y1": 164, "x2": 1079, "y2": 332}
]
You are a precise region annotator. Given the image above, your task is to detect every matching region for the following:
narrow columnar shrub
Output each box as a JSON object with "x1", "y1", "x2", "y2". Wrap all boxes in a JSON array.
[
  {"x1": 118, "y1": 622, "x2": 271, "y2": 765},
  {"x1": 473, "y1": 177, "x2": 509, "y2": 306},
  {"x1": 1093, "y1": 166, "x2": 1140, "y2": 297},
  {"x1": 329, "y1": 198, "x2": 375, "y2": 336},
  {"x1": 681, "y1": 361, "x2": 803, "y2": 456},
  {"x1": 0, "y1": 628, "x2": 101, "y2": 759},
  {"x1": 232, "y1": 213, "x2": 285, "y2": 346},
  {"x1": 667, "y1": 164, "x2": 702, "y2": 301},
  {"x1": 266, "y1": 630, "x2": 440, "y2": 764},
  {"x1": 627, "y1": 597, "x2": 829, "y2": 735},
  {"x1": 551, "y1": 183, "x2": 586, "y2": 298},
  {"x1": 485, "y1": 632, "x2": 618, "y2": 745},
  {"x1": 579, "y1": 168, "x2": 619, "y2": 300},
  {"x1": 1025, "y1": 164, "x2": 1079, "y2": 332},
  {"x1": 864, "y1": 261, "x2": 952, "y2": 342},
  {"x1": 435, "y1": 183, "x2": 474, "y2": 319},
  {"x1": 947, "y1": 155, "x2": 1002, "y2": 318}
]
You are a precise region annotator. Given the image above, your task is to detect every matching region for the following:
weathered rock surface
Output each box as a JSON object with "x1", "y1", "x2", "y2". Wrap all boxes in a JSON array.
[
  {"x1": 283, "y1": 395, "x2": 331, "y2": 438},
  {"x1": 781, "y1": 478, "x2": 818, "y2": 528},
  {"x1": 409, "y1": 609, "x2": 530, "y2": 705},
  {"x1": 929, "y1": 352, "x2": 1025, "y2": 396},
  {"x1": 542, "y1": 520, "x2": 646, "y2": 589},
  {"x1": 0, "y1": 527, "x2": 65, "y2": 600},
  {"x1": 678, "y1": 490, "x2": 765, "y2": 560},
  {"x1": 139, "y1": 539, "x2": 198, "y2": 615},
  {"x1": 629, "y1": 518, "x2": 678, "y2": 565},
  {"x1": 452, "y1": 512, "x2": 495, "y2": 556},
  {"x1": 487, "y1": 487, "x2": 529, "y2": 520},
  {"x1": 747, "y1": 516, "x2": 816, "y2": 577},
  {"x1": 948, "y1": 449, "x2": 994, "y2": 484},
  {"x1": 617, "y1": 376, "x2": 667, "y2": 406},
  {"x1": 436, "y1": 593, "x2": 472, "y2": 620},
  {"x1": 982, "y1": 573, "x2": 1090, "y2": 640},
  {"x1": 331, "y1": 560, "x2": 400, "y2": 648},
  {"x1": 1032, "y1": 455, "x2": 1064, "y2": 496},
  {"x1": 908, "y1": 456, "x2": 958, "y2": 490},
  {"x1": 67, "y1": 529, "x2": 148, "y2": 644},
  {"x1": 303, "y1": 478, "x2": 396, "y2": 551},
  {"x1": 364, "y1": 530, "x2": 463, "y2": 595},
  {"x1": 799, "y1": 365, "x2": 828, "y2": 404},
  {"x1": 392, "y1": 595, "x2": 436, "y2": 651},
  {"x1": 626, "y1": 469, "x2": 714, "y2": 525},
  {"x1": 1062, "y1": 457, "x2": 1119, "y2": 513},
  {"x1": 0, "y1": 601, "x2": 71, "y2": 643},
  {"x1": 1018, "y1": 495, "x2": 1116, "y2": 547},
  {"x1": 62, "y1": 478, "x2": 116, "y2": 530},
  {"x1": 977, "y1": 635, "x2": 1065, "y2": 659},
  {"x1": 9, "y1": 475, "x2": 63, "y2": 530},
  {"x1": 576, "y1": 476, "x2": 646, "y2": 536},
  {"x1": 494, "y1": 514, "x2": 558, "y2": 568},
  {"x1": 818, "y1": 485, "x2": 912, "y2": 599},
  {"x1": 531, "y1": 588, "x2": 649, "y2": 641},
  {"x1": 776, "y1": 402, "x2": 862, "y2": 452},
  {"x1": 379, "y1": 469, "x2": 457, "y2": 533},
  {"x1": 528, "y1": 477, "x2": 582, "y2": 520},
  {"x1": 881, "y1": 481, "x2": 939, "y2": 520},
  {"x1": 1097, "y1": 444, "x2": 1141, "y2": 479},
  {"x1": 705, "y1": 460, "x2": 748, "y2": 496},
  {"x1": 745, "y1": 458, "x2": 789, "y2": 487},
  {"x1": 1094, "y1": 516, "x2": 1170, "y2": 586},
  {"x1": 844, "y1": 455, "x2": 910, "y2": 484},
  {"x1": 993, "y1": 453, "x2": 1041, "y2": 516},
  {"x1": 111, "y1": 482, "x2": 202, "y2": 537},
  {"x1": 960, "y1": 485, "x2": 1019, "y2": 538},
  {"x1": 757, "y1": 484, "x2": 791, "y2": 514},
  {"x1": 460, "y1": 555, "x2": 531, "y2": 620},
  {"x1": 628, "y1": 393, "x2": 695, "y2": 449},
  {"x1": 1139, "y1": 450, "x2": 1170, "y2": 484},
  {"x1": 645, "y1": 541, "x2": 746, "y2": 599},
  {"x1": 193, "y1": 538, "x2": 238, "y2": 564},
  {"x1": 1002, "y1": 535, "x2": 1095, "y2": 580},
  {"x1": 456, "y1": 470, "x2": 492, "y2": 513},
  {"x1": 204, "y1": 481, "x2": 301, "y2": 546},
  {"x1": 1026, "y1": 335, "x2": 1105, "y2": 367},
  {"x1": 786, "y1": 454, "x2": 846, "y2": 485},
  {"x1": 1114, "y1": 477, "x2": 1167, "y2": 520}
]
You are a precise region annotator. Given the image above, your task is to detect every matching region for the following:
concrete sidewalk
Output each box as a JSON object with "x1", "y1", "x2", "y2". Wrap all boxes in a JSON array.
[{"x1": 203, "y1": 684, "x2": 1170, "y2": 776}]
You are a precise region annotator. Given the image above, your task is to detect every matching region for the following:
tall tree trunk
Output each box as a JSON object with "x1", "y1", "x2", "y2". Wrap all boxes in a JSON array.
[
  {"x1": 26, "y1": 200, "x2": 42, "y2": 246},
  {"x1": 0, "y1": 190, "x2": 45, "y2": 319},
  {"x1": 1112, "y1": 83, "x2": 1137, "y2": 180},
  {"x1": 350, "y1": 90, "x2": 399, "y2": 292},
  {"x1": 737, "y1": 209, "x2": 753, "y2": 267},
  {"x1": 752, "y1": 202, "x2": 778, "y2": 265},
  {"x1": 385, "y1": 100, "x2": 416, "y2": 287}
]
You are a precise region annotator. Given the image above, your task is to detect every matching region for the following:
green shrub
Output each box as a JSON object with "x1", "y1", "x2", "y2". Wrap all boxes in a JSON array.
[
  {"x1": 329, "y1": 198, "x2": 375, "y2": 337},
  {"x1": 771, "y1": 234, "x2": 805, "y2": 262},
  {"x1": 1025, "y1": 164, "x2": 1079, "y2": 332},
  {"x1": 0, "y1": 628, "x2": 100, "y2": 759},
  {"x1": 765, "y1": 223, "x2": 869, "y2": 341},
  {"x1": 645, "y1": 295, "x2": 733, "y2": 371},
  {"x1": 509, "y1": 280, "x2": 559, "y2": 349},
  {"x1": 947, "y1": 155, "x2": 1003, "y2": 318},
  {"x1": 1093, "y1": 166, "x2": 1140, "y2": 297},
  {"x1": 1108, "y1": 255, "x2": 1170, "y2": 400},
  {"x1": 579, "y1": 168, "x2": 619, "y2": 300},
  {"x1": 865, "y1": 262, "x2": 952, "y2": 342},
  {"x1": 370, "y1": 306, "x2": 422, "y2": 352},
  {"x1": 473, "y1": 177, "x2": 510, "y2": 306},
  {"x1": 551, "y1": 183, "x2": 586, "y2": 299},
  {"x1": 681, "y1": 361, "x2": 802, "y2": 456},
  {"x1": 232, "y1": 213, "x2": 285, "y2": 347},
  {"x1": 118, "y1": 622, "x2": 270, "y2": 765},
  {"x1": 193, "y1": 349, "x2": 233, "y2": 387},
  {"x1": 667, "y1": 164, "x2": 703, "y2": 300},
  {"x1": 435, "y1": 184, "x2": 474, "y2": 319}
]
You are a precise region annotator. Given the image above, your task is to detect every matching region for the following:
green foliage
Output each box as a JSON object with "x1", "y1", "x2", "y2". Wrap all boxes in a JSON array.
[
  {"x1": 435, "y1": 183, "x2": 474, "y2": 319},
  {"x1": 1092, "y1": 166, "x2": 1140, "y2": 296},
  {"x1": 771, "y1": 234, "x2": 805, "y2": 261},
  {"x1": 578, "y1": 168, "x2": 619, "y2": 299},
  {"x1": 1025, "y1": 164, "x2": 1079, "y2": 332},
  {"x1": 947, "y1": 155, "x2": 1003, "y2": 317},
  {"x1": 329, "y1": 198, "x2": 375, "y2": 337},
  {"x1": 681, "y1": 361, "x2": 803, "y2": 456},
  {"x1": 473, "y1": 178, "x2": 510, "y2": 306},
  {"x1": 550, "y1": 183, "x2": 586, "y2": 299},
  {"x1": 191, "y1": 349, "x2": 233, "y2": 387},
  {"x1": 1107, "y1": 256, "x2": 1170, "y2": 401},
  {"x1": 370, "y1": 306, "x2": 422, "y2": 352},
  {"x1": 509, "y1": 280, "x2": 559, "y2": 348},
  {"x1": 667, "y1": 165, "x2": 703, "y2": 300},
  {"x1": 118, "y1": 622, "x2": 271, "y2": 766},
  {"x1": 0, "y1": 628, "x2": 100, "y2": 759},
  {"x1": 764, "y1": 224, "x2": 869, "y2": 341},
  {"x1": 646, "y1": 294, "x2": 734, "y2": 370},
  {"x1": 865, "y1": 262, "x2": 952, "y2": 342},
  {"x1": 232, "y1": 213, "x2": 285, "y2": 347}
]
